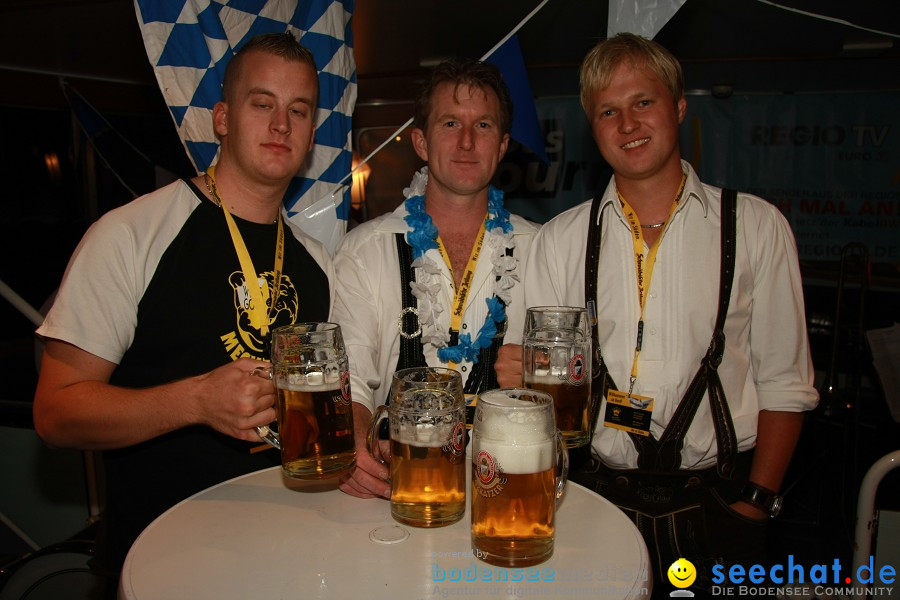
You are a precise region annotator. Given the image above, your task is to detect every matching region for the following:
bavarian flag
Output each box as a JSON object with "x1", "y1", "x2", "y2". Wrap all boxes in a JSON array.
[{"x1": 133, "y1": 0, "x2": 356, "y2": 252}]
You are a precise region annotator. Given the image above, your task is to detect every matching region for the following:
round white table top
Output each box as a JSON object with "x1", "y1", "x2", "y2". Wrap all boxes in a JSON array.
[{"x1": 120, "y1": 466, "x2": 652, "y2": 599}]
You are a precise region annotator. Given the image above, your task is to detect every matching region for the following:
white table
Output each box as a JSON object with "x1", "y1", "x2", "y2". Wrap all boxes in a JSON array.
[{"x1": 120, "y1": 466, "x2": 652, "y2": 599}]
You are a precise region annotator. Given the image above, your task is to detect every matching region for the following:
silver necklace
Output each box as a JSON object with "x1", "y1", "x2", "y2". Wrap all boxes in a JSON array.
[{"x1": 640, "y1": 221, "x2": 666, "y2": 229}]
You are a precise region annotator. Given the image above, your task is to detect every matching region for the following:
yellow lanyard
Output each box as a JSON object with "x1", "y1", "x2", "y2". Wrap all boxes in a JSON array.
[
  {"x1": 206, "y1": 166, "x2": 285, "y2": 337},
  {"x1": 618, "y1": 173, "x2": 686, "y2": 393},
  {"x1": 436, "y1": 220, "x2": 487, "y2": 369}
]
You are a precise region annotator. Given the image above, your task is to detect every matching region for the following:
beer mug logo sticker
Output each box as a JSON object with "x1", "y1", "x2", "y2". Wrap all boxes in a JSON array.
[
  {"x1": 475, "y1": 450, "x2": 507, "y2": 496},
  {"x1": 340, "y1": 370, "x2": 352, "y2": 404},
  {"x1": 565, "y1": 354, "x2": 587, "y2": 385},
  {"x1": 443, "y1": 421, "x2": 467, "y2": 458}
]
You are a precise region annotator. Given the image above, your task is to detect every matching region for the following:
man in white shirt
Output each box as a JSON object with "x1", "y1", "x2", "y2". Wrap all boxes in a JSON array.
[
  {"x1": 334, "y1": 58, "x2": 538, "y2": 499},
  {"x1": 496, "y1": 34, "x2": 818, "y2": 595},
  {"x1": 33, "y1": 33, "x2": 333, "y2": 595}
]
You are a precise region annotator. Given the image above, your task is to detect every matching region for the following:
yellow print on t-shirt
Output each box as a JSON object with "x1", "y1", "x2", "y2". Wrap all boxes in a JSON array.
[{"x1": 223, "y1": 270, "x2": 299, "y2": 357}]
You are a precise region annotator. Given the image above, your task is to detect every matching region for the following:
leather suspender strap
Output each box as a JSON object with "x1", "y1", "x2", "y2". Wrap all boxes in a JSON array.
[
  {"x1": 586, "y1": 196, "x2": 615, "y2": 437},
  {"x1": 653, "y1": 188, "x2": 738, "y2": 477},
  {"x1": 585, "y1": 188, "x2": 739, "y2": 478},
  {"x1": 388, "y1": 233, "x2": 427, "y2": 404},
  {"x1": 462, "y1": 331, "x2": 503, "y2": 395}
]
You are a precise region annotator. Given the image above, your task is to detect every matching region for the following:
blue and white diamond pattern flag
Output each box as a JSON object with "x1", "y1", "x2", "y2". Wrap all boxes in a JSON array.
[{"x1": 134, "y1": 0, "x2": 356, "y2": 253}]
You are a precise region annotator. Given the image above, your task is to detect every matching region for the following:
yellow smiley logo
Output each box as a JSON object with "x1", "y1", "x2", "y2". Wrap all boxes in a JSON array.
[{"x1": 667, "y1": 558, "x2": 697, "y2": 588}]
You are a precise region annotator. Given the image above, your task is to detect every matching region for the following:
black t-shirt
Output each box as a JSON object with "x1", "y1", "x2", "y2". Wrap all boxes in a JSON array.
[{"x1": 101, "y1": 181, "x2": 329, "y2": 572}]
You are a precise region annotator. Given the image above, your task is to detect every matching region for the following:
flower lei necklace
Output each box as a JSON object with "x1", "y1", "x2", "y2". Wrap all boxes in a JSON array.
[{"x1": 402, "y1": 167, "x2": 518, "y2": 364}]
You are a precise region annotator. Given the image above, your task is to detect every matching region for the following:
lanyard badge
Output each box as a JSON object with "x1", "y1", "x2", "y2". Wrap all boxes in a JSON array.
[
  {"x1": 206, "y1": 166, "x2": 285, "y2": 337},
  {"x1": 602, "y1": 173, "x2": 686, "y2": 437}
]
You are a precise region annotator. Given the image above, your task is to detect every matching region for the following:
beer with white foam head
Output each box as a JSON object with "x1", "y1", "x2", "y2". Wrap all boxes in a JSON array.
[
  {"x1": 471, "y1": 388, "x2": 568, "y2": 567},
  {"x1": 275, "y1": 369, "x2": 355, "y2": 478},
  {"x1": 255, "y1": 323, "x2": 356, "y2": 480},
  {"x1": 369, "y1": 367, "x2": 466, "y2": 527},
  {"x1": 523, "y1": 306, "x2": 592, "y2": 448}
]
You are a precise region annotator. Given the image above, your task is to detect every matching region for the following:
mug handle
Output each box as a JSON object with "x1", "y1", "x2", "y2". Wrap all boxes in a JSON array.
[
  {"x1": 366, "y1": 405, "x2": 390, "y2": 465},
  {"x1": 251, "y1": 366, "x2": 281, "y2": 451},
  {"x1": 554, "y1": 430, "x2": 569, "y2": 504}
]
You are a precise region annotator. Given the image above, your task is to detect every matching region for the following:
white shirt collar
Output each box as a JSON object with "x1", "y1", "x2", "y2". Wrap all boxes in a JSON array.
[{"x1": 598, "y1": 159, "x2": 710, "y2": 221}]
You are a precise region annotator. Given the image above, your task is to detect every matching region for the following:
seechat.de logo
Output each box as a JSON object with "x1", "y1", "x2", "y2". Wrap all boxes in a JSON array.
[{"x1": 711, "y1": 555, "x2": 896, "y2": 597}]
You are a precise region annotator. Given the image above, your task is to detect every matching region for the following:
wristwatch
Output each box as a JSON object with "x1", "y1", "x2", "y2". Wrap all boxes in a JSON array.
[{"x1": 740, "y1": 482, "x2": 783, "y2": 518}]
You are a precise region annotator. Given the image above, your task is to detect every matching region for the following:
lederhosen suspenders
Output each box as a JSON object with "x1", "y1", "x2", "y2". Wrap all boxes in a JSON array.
[
  {"x1": 392, "y1": 233, "x2": 429, "y2": 391},
  {"x1": 387, "y1": 233, "x2": 511, "y2": 404},
  {"x1": 585, "y1": 188, "x2": 739, "y2": 478}
]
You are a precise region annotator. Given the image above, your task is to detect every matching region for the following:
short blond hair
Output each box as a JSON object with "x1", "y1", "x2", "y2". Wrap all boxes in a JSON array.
[{"x1": 579, "y1": 33, "x2": 683, "y2": 116}]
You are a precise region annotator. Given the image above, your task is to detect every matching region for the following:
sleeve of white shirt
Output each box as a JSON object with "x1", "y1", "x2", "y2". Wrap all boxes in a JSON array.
[
  {"x1": 37, "y1": 217, "x2": 142, "y2": 364},
  {"x1": 524, "y1": 204, "x2": 589, "y2": 309},
  {"x1": 36, "y1": 186, "x2": 197, "y2": 364},
  {"x1": 499, "y1": 217, "x2": 540, "y2": 345},
  {"x1": 744, "y1": 198, "x2": 819, "y2": 413},
  {"x1": 332, "y1": 228, "x2": 388, "y2": 414}
]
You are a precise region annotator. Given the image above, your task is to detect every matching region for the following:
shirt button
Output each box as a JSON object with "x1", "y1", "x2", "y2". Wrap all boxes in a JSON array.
[
  {"x1": 649, "y1": 328, "x2": 657, "y2": 335},
  {"x1": 462, "y1": 324, "x2": 468, "y2": 330},
  {"x1": 461, "y1": 366, "x2": 468, "y2": 372}
]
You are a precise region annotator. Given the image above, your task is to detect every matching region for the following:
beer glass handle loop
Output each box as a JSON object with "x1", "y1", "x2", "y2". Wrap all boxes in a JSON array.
[
  {"x1": 366, "y1": 404, "x2": 390, "y2": 465},
  {"x1": 555, "y1": 430, "x2": 569, "y2": 504},
  {"x1": 251, "y1": 366, "x2": 281, "y2": 451}
]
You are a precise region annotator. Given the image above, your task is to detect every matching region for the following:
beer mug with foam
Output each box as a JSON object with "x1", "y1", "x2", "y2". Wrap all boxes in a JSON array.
[
  {"x1": 368, "y1": 367, "x2": 467, "y2": 528},
  {"x1": 254, "y1": 323, "x2": 356, "y2": 479},
  {"x1": 471, "y1": 388, "x2": 569, "y2": 567},
  {"x1": 523, "y1": 306, "x2": 592, "y2": 448}
]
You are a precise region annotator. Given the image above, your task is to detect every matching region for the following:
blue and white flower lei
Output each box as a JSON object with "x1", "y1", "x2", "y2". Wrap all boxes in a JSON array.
[{"x1": 402, "y1": 167, "x2": 518, "y2": 364}]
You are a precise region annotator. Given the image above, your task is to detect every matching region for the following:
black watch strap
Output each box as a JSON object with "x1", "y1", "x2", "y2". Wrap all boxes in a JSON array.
[{"x1": 740, "y1": 482, "x2": 783, "y2": 517}]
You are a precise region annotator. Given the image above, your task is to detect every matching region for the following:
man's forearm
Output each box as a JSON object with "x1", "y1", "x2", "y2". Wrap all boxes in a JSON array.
[
  {"x1": 748, "y1": 409, "x2": 806, "y2": 492},
  {"x1": 34, "y1": 341, "x2": 276, "y2": 450}
]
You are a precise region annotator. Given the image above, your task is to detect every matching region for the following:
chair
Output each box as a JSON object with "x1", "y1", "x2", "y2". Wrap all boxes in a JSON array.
[
  {"x1": 0, "y1": 539, "x2": 100, "y2": 600},
  {"x1": 852, "y1": 450, "x2": 900, "y2": 594},
  {"x1": 0, "y1": 289, "x2": 105, "y2": 599}
]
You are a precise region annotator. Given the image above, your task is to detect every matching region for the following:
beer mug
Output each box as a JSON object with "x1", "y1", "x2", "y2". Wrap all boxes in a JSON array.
[
  {"x1": 368, "y1": 367, "x2": 467, "y2": 528},
  {"x1": 523, "y1": 306, "x2": 592, "y2": 448},
  {"x1": 471, "y1": 388, "x2": 568, "y2": 568},
  {"x1": 254, "y1": 323, "x2": 356, "y2": 479}
]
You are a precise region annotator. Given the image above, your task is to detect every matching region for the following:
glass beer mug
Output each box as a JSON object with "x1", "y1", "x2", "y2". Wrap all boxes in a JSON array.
[
  {"x1": 255, "y1": 322, "x2": 356, "y2": 479},
  {"x1": 368, "y1": 367, "x2": 467, "y2": 528},
  {"x1": 471, "y1": 388, "x2": 568, "y2": 567},
  {"x1": 523, "y1": 306, "x2": 592, "y2": 448}
]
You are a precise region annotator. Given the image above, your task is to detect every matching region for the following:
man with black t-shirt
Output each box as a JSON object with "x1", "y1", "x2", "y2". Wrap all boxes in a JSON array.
[{"x1": 33, "y1": 33, "x2": 332, "y2": 592}]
